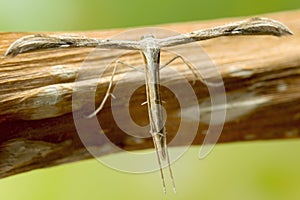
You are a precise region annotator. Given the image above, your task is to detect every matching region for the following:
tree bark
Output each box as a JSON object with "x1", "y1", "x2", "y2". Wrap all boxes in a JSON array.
[{"x1": 0, "y1": 10, "x2": 299, "y2": 178}]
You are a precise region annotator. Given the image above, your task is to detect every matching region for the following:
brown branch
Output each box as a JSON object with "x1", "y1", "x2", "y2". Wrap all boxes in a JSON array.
[{"x1": 0, "y1": 10, "x2": 299, "y2": 178}]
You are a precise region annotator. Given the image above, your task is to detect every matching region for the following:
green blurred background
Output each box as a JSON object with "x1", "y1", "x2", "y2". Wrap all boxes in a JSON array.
[{"x1": 0, "y1": 0, "x2": 300, "y2": 200}]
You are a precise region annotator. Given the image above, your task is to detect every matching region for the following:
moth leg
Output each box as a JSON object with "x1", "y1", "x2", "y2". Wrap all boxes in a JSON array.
[
  {"x1": 85, "y1": 61, "x2": 118, "y2": 118},
  {"x1": 115, "y1": 60, "x2": 144, "y2": 73},
  {"x1": 86, "y1": 60, "x2": 143, "y2": 118},
  {"x1": 164, "y1": 131, "x2": 176, "y2": 193},
  {"x1": 151, "y1": 131, "x2": 167, "y2": 193},
  {"x1": 160, "y1": 55, "x2": 198, "y2": 84},
  {"x1": 160, "y1": 55, "x2": 221, "y2": 87}
]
